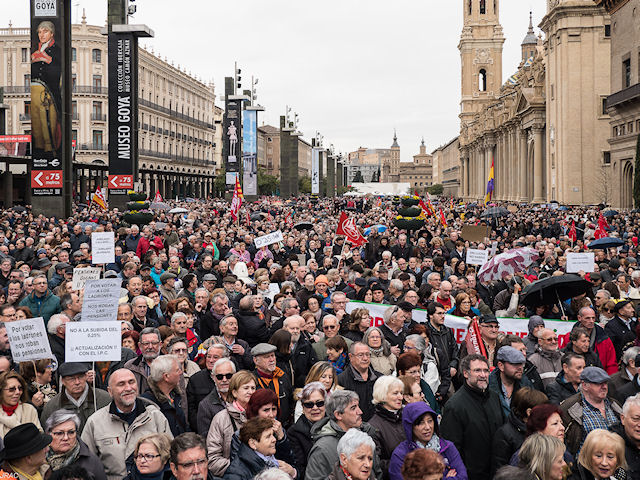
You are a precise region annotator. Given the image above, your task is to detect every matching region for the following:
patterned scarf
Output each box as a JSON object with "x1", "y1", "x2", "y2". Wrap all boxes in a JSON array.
[
  {"x1": 46, "y1": 441, "x2": 81, "y2": 471},
  {"x1": 331, "y1": 352, "x2": 348, "y2": 374}
]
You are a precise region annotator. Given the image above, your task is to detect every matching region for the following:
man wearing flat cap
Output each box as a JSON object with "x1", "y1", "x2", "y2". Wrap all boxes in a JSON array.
[
  {"x1": 159, "y1": 271, "x2": 177, "y2": 303},
  {"x1": 0, "y1": 423, "x2": 51, "y2": 479},
  {"x1": 605, "y1": 299, "x2": 638, "y2": 360},
  {"x1": 40, "y1": 362, "x2": 111, "y2": 433},
  {"x1": 560, "y1": 366, "x2": 623, "y2": 456},
  {"x1": 251, "y1": 343, "x2": 293, "y2": 426},
  {"x1": 489, "y1": 346, "x2": 533, "y2": 418},
  {"x1": 458, "y1": 314, "x2": 500, "y2": 367}
]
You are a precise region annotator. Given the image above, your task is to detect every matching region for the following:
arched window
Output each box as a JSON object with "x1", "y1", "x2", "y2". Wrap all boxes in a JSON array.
[
  {"x1": 91, "y1": 48, "x2": 101, "y2": 63},
  {"x1": 480, "y1": 0, "x2": 486, "y2": 14},
  {"x1": 479, "y1": 69, "x2": 487, "y2": 91}
]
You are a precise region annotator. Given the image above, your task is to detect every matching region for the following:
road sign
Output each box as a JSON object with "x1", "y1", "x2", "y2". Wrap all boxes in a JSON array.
[
  {"x1": 108, "y1": 175, "x2": 134, "y2": 189},
  {"x1": 31, "y1": 170, "x2": 63, "y2": 188}
]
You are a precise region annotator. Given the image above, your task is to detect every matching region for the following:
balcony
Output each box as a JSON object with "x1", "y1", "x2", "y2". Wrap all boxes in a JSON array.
[
  {"x1": 607, "y1": 83, "x2": 640, "y2": 110},
  {"x1": 79, "y1": 143, "x2": 107, "y2": 151},
  {"x1": 73, "y1": 85, "x2": 108, "y2": 95},
  {"x1": 139, "y1": 148, "x2": 214, "y2": 167},
  {"x1": 138, "y1": 97, "x2": 215, "y2": 130},
  {"x1": 91, "y1": 113, "x2": 106, "y2": 122},
  {"x1": 3, "y1": 86, "x2": 30, "y2": 94}
]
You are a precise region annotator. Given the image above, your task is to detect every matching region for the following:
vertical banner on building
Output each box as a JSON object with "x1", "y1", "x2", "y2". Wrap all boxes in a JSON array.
[
  {"x1": 311, "y1": 148, "x2": 320, "y2": 195},
  {"x1": 108, "y1": 31, "x2": 138, "y2": 196},
  {"x1": 30, "y1": 0, "x2": 65, "y2": 197},
  {"x1": 223, "y1": 91, "x2": 242, "y2": 185},
  {"x1": 242, "y1": 109, "x2": 258, "y2": 196}
]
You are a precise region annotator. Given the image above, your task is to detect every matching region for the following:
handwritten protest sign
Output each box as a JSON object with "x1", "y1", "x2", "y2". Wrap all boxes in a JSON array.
[
  {"x1": 81, "y1": 278, "x2": 122, "y2": 322},
  {"x1": 91, "y1": 231, "x2": 115, "y2": 264},
  {"x1": 466, "y1": 248, "x2": 489, "y2": 266},
  {"x1": 72, "y1": 267, "x2": 101, "y2": 291},
  {"x1": 5, "y1": 317, "x2": 53, "y2": 362},
  {"x1": 566, "y1": 252, "x2": 595, "y2": 273},
  {"x1": 254, "y1": 230, "x2": 284, "y2": 249}
]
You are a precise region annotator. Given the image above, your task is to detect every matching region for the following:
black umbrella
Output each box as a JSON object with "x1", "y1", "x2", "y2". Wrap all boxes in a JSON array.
[
  {"x1": 294, "y1": 222, "x2": 314, "y2": 231},
  {"x1": 251, "y1": 212, "x2": 267, "y2": 221},
  {"x1": 521, "y1": 274, "x2": 592, "y2": 309},
  {"x1": 587, "y1": 237, "x2": 624, "y2": 250},
  {"x1": 481, "y1": 206, "x2": 509, "y2": 218},
  {"x1": 11, "y1": 206, "x2": 26, "y2": 213},
  {"x1": 603, "y1": 210, "x2": 619, "y2": 217}
]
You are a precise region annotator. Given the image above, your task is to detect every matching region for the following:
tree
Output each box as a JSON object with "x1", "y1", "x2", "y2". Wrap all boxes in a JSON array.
[
  {"x1": 595, "y1": 163, "x2": 612, "y2": 205},
  {"x1": 214, "y1": 168, "x2": 227, "y2": 197},
  {"x1": 258, "y1": 168, "x2": 279, "y2": 195},
  {"x1": 428, "y1": 184, "x2": 444, "y2": 195},
  {"x1": 634, "y1": 135, "x2": 640, "y2": 208},
  {"x1": 299, "y1": 175, "x2": 311, "y2": 194},
  {"x1": 353, "y1": 170, "x2": 364, "y2": 183}
]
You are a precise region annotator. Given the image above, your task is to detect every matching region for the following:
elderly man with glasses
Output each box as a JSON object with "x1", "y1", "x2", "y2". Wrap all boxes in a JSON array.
[
  {"x1": 528, "y1": 328, "x2": 563, "y2": 387},
  {"x1": 18, "y1": 273, "x2": 61, "y2": 324},
  {"x1": 124, "y1": 327, "x2": 163, "y2": 394}
]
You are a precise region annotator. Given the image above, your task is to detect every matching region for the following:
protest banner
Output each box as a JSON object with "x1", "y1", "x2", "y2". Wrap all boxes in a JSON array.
[
  {"x1": 254, "y1": 230, "x2": 284, "y2": 249},
  {"x1": 466, "y1": 248, "x2": 489, "y2": 266},
  {"x1": 65, "y1": 321, "x2": 121, "y2": 362},
  {"x1": 566, "y1": 252, "x2": 595, "y2": 273},
  {"x1": 345, "y1": 300, "x2": 575, "y2": 345},
  {"x1": 461, "y1": 224, "x2": 490, "y2": 244},
  {"x1": 5, "y1": 317, "x2": 53, "y2": 362},
  {"x1": 71, "y1": 267, "x2": 101, "y2": 291},
  {"x1": 91, "y1": 231, "x2": 115, "y2": 264},
  {"x1": 81, "y1": 278, "x2": 122, "y2": 322}
]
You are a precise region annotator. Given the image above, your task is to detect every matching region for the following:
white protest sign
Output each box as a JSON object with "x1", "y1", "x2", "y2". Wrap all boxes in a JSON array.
[
  {"x1": 267, "y1": 283, "x2": 281, "y2": 301},
  {"x1": 81, "y1": 278, "x2": 122, "y2": 322},
  {"x1": 566, "y1": 252, "x2": 595, "y2": 273},
  {"x1": 65, "y1": 321, "x2": 122, "y2": 362},
  {"x1": 91, "y1": 231, "x2": 115, "y2": 264},
  {"x1": 466, "y1": 248, "x2": 489, "y2": 266},
  {"x1": 72, "y1": 267, "x2": 101, "y2": 291},
  {"x1": 5, "y1": 317, "x2": 53, "y2": 362},
  {"x1": 254, "y1": 230, "x2": 284, "y2": 249}
]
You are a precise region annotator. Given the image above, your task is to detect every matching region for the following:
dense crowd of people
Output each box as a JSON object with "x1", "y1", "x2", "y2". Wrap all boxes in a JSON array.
[{"x1": 0, "y1": 195, "x2": 639, "y2": 480}]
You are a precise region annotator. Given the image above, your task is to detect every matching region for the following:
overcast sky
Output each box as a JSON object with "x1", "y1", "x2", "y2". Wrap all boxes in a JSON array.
[{"x1": 5, "y1": 1, "x2": 547, "y2": 162}]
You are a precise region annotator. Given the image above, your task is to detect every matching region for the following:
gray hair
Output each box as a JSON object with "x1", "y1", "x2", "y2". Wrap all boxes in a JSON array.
[
  {"x1": 405, "y1": 334, "x2": 426, "y2": 354},
  {"x1": 171, "y1": 312, "x2": 188, "y2": 325},
  {"x1": 208, "y1": 343, "x2": 229, "y2": 357},
  {"x1": 140, "y1": 327, "x2": 161, "y2": 342},
  {"x1": 132, "y1": 295, "x2": 148, "y2": 306},
  {"x1": 213, "y1": 358, "x2": 236, "y2": 374},
  {"x1": 282, "y1": 297, "x2": 298, "y2": 312},
  {"x1": 372, "y1": 376, "x2": 404, "y2": 405},
  {"x1": 44, "y1": 409, "x2": 81, "y2": 433},
  {"x1": 219, "y1": 315, "x2": 236, "y2": 329},
  {"x1": 121, "y1": 320, "x2": 134, "y2": 331},
  {"x1": 194, "y1": 287, "x2": 209, "y2": 296},
  {"x1": 149, "y1": 355, "x2": 179, "y2": 383},
  {"x1": 47, "y1": 313, "x2": 69, "y2": 335},
  {"x1": 326, "y1": 390, "x2": 359, "y2": 420},
  {"x1": 331, "y1": 290, "x2": 347, "y2": 302},
  {"x1": 298, "y1": 381, "x2": 327, "y2": 401},
  {"x1": 254, "y1": 469, "x2": 291, "y2": 480},
  {"x1": 362, "y1": 327, "x2": 391, "y2": 356},
  {"x1": 212, "y1": 293, "x2": 228, "y2": 305},
  {"x1": 623, "y1": 393, "x2": 640, "y2": 416},
  {"x1": 337, "y1": 428, "x2": 376, "y2": 460},
  {"x1": 389, "y1": 279, "x2": 403, "y2": 291},
  {"x1": 622, "y1": 346, "x2": 640, "y2": 366},
  {"x1": 596, "y1": 289, "x2": 611, "y2": 300}
]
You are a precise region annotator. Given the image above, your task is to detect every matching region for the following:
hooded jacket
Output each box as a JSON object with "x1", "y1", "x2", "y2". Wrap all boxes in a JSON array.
[{"x1": 389, "y1": 402, "x2": 467, "y2": 480}]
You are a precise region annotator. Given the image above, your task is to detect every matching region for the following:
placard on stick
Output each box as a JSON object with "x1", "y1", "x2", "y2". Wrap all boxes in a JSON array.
[
  {"x1": 5, "y1": 317, "x2": 53, "y2": 362},
  {"x1": 72, "y1": 267, "x2": 101, "y2": 291},
  {"x1": 566, "y1": 252, "x2": 595, "y2": 273},
  {"x1": 81, "y1": 278, "x2": 122, "y2": 322},
  {"x1": 466, "y1": 248, "x2": 489, "y2": 266},
  {"x1": 65, "y1": 321, "x2": 121, "y2": 362},
  {"x1": 254, "y1": 230, "x2": 284, "y2": 249},
  {"x1": 461, "y1": 224, "x2": 490, "y2": 244},
  {"x1": 91, "y1": 231, "x2": 115, "y2": 264}
]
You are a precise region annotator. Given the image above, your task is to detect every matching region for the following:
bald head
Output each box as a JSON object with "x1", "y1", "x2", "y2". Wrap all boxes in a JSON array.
[{"x1": 536, "y1": 328, "x2": 558, "y2": 352}]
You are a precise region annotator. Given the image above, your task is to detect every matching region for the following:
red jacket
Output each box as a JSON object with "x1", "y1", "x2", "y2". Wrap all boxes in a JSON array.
[
  {"x1": 561, "y1": 325, "x2": 617, "y2": 375},
  {"x1": 136, "y1": 235, "x2": 164, "y2": 259}
]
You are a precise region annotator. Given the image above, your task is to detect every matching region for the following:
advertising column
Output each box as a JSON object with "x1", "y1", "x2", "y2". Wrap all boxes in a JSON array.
[
  {"x1": 223, "y1": 78, "x2": 242, "y2": 194},
  {"x1": 311, "y1": 147, "x2": 320, "y2": 196},
  {"x1": 30, "y1": 0, "x2": 72, "y2": 216},
  {"x1": 242, "y1": 109, "x2": 257, "y2": 200}
]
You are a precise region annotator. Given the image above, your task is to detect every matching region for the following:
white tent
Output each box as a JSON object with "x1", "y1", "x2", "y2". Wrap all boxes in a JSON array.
[{"x1": 347, "y1": 182, "x2": 411, "y2": 196}]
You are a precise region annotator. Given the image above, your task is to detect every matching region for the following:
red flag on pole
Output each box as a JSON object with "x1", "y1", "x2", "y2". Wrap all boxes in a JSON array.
[
  {"x1": 568, "y1": 220, "x2": 577, "y2": 243},
  {"x1": 594, "y1": 214, "x2": 608, "y2": 239},
  {"x1": 336, "y1": 212, "x2": 368, "y2": 246},
  {"x1": 439, "y1": 208, "x2": 447, "y2": 228},
  {"x1": 230, "y1": 176, "x2": 243, "y2": 221},
  {"x1": 153, "y1": 190, "x2": 163, "y2": 203}
]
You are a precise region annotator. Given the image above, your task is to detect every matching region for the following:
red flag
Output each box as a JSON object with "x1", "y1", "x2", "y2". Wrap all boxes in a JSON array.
[
  {"x1": 285, "y1": 212, "x2": 293, "y2": 227},
  {"x1": 568, "y1": 220, "x2": 577, "y2": 243},
  {"x1": 91, "y1": 187, "x2": 107, "y2": 210},
  {"x1": 153, "y1": 190, "x2": 163, "y2": 203},
  {"x1": 439, "y1": 208, "x2": 447, "y2": 228},
  {"x1": 336, "y1": 212, "x2": 368, "y2": 246},
  {"x1": 230, "y1": 176, "x2": 243, "y2": 221},
  {"x1": 594, "y1": 214, "x2": 608, "y2": 239}
]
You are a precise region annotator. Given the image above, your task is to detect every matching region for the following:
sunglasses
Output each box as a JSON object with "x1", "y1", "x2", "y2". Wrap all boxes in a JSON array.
[
  {"x1": 302, "y1": 400, "x2": 325, "y2": 409},
  {"x1": 215, "y1": 373, "x2": 234, "y2": 380}
]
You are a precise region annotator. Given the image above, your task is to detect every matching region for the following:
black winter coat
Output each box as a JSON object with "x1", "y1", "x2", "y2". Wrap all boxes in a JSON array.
[
  {"x1": 546, "y1": 372, "x2": 579, "y2": 405},
  {"x1": 367, "y1": 405, "x2": 405, "y2": 480},
  {"x1": 604, "y1": 316, "x2": 638, "y2": 360},
  {"x1": 291, "y1": 338, "x2": 318, "y2": 388},
  {"x1": 427, "y1": 322, "x2": 459, "y2": 370},
  {"x1": 236, "y1": 309, "x2": 270, "y2": 347},
  {"x1": 185, "y1": 369, "x2": 215, "y2": 431},
  {"x1": 338, "y1": 365, "x2": 381, "y2": 422},
  {"x1": 196, "y1": 387, "x2": 226, "y2": 436},
  {"x1": 613, "y1": 424, "x2": 640, "y2": 480},
  {"x1": 615, "y1": 374, "x2": 640, "y2": 405},
  {"x1": 440, "y1": 383, "x2": 505, "y2": 480},
  {"x1": 222, "y1": 442, "x2": 271, "y2": 480},
  {"x1": 491, "y1": 412, "x2": 526, "y2": 474},
  {"x1": 141, "y1": 383, "x2": 188, "y2": 437},
  {"x1": 287, "y1": 414, "x2": 317, "y2": 480}
]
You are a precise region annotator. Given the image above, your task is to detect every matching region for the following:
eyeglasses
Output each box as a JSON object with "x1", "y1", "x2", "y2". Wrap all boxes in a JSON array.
[
  {"x1": 176, "y1": 459, "x2": 207, "y2": 470},
  {"x1": 140, "y1": 341, "x2": 161, "y2": 347},
  {"x1": 51, "y1": 429, "x2": 76, "y2": 438},
  {"x1": 480, "y1": 324, "x2": 499, "y2": 329},
  {"x1": 603, "y1": 308, "x2": 613, "y2": 313},
  {"x1": 215, "y1": 373, "x2": 234, "y2": 380},
  {"x1": 135, "y1": 454, "x2": 161, "y2": 462},
  {"x1": 353, "y1": 352, "x2": 371, "y2": 359},
  {"x1": 302, "y1": 400, "x2": 325, "y2": 409},
  {"x1": 172, "y1": 348, "x2": 187, "y2": 354},
  {"x1": 543, "y1": 337, "x2": 558, "y2": 342},
  {"x1": 323, "y1": 325, "x2": 337, "y2": 330},
  {"x1": 3, "y1": 386, "x2": 23, "y2": 393}
]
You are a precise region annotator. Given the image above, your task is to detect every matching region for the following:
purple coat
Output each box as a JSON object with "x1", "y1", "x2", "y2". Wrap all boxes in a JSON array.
[{"x1": 389, "y1": 402, "x2": 468, "y2": 480}]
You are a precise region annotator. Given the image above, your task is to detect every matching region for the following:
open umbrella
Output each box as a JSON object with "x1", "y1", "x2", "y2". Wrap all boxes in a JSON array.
[
  {"x1": 78, "y1": 221, "x2": 98, "y2": 231},
  {"x1": 587, "y1": 237, "x2": 624, "y2": 249},
  {"x1": 481, "y1": 206, "x2": 509, "y2": 218},
  {"x1": 294, "y1": 222, "x2": 314, "y2": 231},
  {"x1": 150, "y1": 202, "x2": 169, "y2": 211},
  {"x1": 363, "y1": 225, "x2": 388, "y2": 236},
  {"x1": 477, "y1": 247, "x2": 539, "y2": 283},
  {"x1": 168, "y1": 207, "x2": 188, "y2": 214},
  {"x1": 11, "y1": 206, "x2": 26, "y2": 213},
  {"x1": 251, "y1": 212, "x2": 268, "y2": 221},
  {"x1": 521, "y1": 274, "x2": 592, "y2": 309},
  {"x1": 603, "y1": 210, "x2": 619, "y2": 217}
]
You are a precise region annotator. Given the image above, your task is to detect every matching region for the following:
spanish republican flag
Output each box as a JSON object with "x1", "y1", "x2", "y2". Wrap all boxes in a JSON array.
[{"x1": 91, "y1": 187, "x2": 107, "y2": 210}]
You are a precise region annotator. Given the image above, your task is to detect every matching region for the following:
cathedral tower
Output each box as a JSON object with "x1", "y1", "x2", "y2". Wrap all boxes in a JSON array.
[
  {"x1": 459, "y1": 0, "x2": 505, "y2": 128},
  {"x1": 521, "y1": 12, "x2": 538, "y2": 62}
]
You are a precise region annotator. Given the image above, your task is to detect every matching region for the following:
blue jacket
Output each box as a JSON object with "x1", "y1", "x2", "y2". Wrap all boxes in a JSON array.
[
  {"x1": 19, "y1": 289, "x2": 61, "y2": 324},
  {"x1": 389, "y1": 402, "x2": 467, "y2": 480}
]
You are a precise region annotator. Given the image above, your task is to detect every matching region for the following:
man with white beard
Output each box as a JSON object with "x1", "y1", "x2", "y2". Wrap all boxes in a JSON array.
[{"x1": 283, "y1": 315, "x2": 318, "y2": 388}]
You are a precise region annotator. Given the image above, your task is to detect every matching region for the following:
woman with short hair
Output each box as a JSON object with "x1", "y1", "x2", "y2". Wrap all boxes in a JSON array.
[
  {"x1": 363, "y1": 327, "x2": 396, "y2": 375},
  {"x1": 568, "y1": 429, "x2": 627, "y2": 480},
  {"x1": 401, "y1": 449, "x2": 446, "y2": 480},
  {"x1": 345, "y1": 308, "x2": 372, "y2": 343},
  {"x1": 518, "y1": 433, "x2": 567, "y2": 480},
  {"x1": 19, "y1": 359, "x2": 56, "y2": 414},
  {"x1": 368, "y1": 376, "x2": 405, "y2": 476},
  {"x1": 328, "y1": 428, "x2": 376, "y2": 480}
]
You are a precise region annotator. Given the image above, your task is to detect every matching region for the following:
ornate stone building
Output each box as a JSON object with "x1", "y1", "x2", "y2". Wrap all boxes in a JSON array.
[
  {"x1": 597, "y1": 0, "x2": 640, "y2": 208},
  {"x1": 459, "y1": 0, "x2": 612, "y2": 205},
  {"x1": 432, "y1": 136, "x2": 460, "y2": 196}
]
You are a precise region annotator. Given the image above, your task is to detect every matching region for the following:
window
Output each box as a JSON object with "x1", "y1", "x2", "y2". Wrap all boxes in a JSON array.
[
  {"x1": 93, "y1": 75, "x2": 102, "y2": 89},
  {"x1": 479, "y1": 69, "x2": 487, "y2": 91},
  {"x1": 604, "y1": 24, "x2": 611, "y2": 37},
  {"x1": 623, "y1": 58, "x2": 631, "y2": 88},
  {"x1": 92, "y1": 49, "x2": 102, "y2": 63},
  {"x1": 602, "y1": 97, "x2": 608, "y2": 115},
  {"x1": 92, "y1": 130, "x2": 103, "y2": 147},
  {"x1": 92, "y1": 101, "x2": 102, "y2": 116},
  {"x1": 23, "y1": 74, "x2": 31, "y2": 88},
  {"x1": 603, "y1": 152, "x2": 611, "y2": 164},
  {"x1": 629, "y1": 122, "x2": 634, "y2": 134},
  {"x1": 480, "y1": 0, "x2": 486, "y2": 14},
  {"x1": 21, "y1": 48, "x2": 28, "y2": 63},
  {"x1": 24, "y1": 101, "x2": 30, "y2": 115},
  {"x1": 72, "y1": 130, "x2": 77, "y2": 147},
  {"x1": 72, "y1": 74, "x2": 77, "y2": 89},
  {"x1": 71, "y1": 47, "x2": 76, "y2": 62},
  {"x1": 71, "y1": 101, "x2": 77, "y2": 118}
]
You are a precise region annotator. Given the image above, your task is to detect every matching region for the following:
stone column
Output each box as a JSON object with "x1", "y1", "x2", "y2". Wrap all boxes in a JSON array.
[
  {"x1": 532, "y1": 127, "x2": 545, "y2": 203},
  {"x1": 3, "y1": 170, "x2": 13, "y2": 208},
  {"x1": 519, "y1": 130, "x2": 528, "y2": 202},
  {"x1": 80, "y1": 169, "x2": 88, "y2": 203}
]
